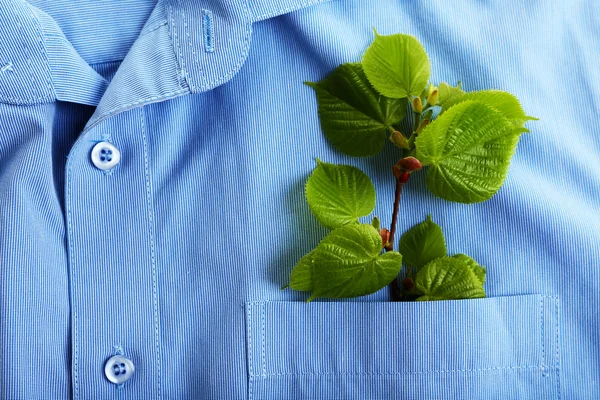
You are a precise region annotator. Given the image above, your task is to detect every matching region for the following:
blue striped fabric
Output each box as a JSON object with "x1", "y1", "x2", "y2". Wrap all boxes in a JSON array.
[
  {"x1": 0, "y1": 0, "x2": 54, "y2": 104},
  {"x1": 31, "y1": 6, "x2": 108, "y2": 106},
  {"x1": 0, "y1": 0, "x2": 598, "y2": 399},
  {"x1": 27, "y1": 0, "x2": 158, "y2": 65},
  {"x1": 246, "y1": 295, "x2": 560, "y2": 399}
]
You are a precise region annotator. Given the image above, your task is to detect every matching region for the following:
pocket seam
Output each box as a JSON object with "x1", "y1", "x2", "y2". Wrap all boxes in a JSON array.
[
  {"x1": 261, "y1": 300, "x2": 266, "y2": 377},
  {"x1": 548, "y1": 295, "x2": 561, "y2": 399},
  {"x1": 245, "y1": 293, "x2": 560, "y2": 382},
  {"x1": 251, "y1": 364, "x2": 552, "y2": 378},
  {"x1": 246, "y1": 302, "x2": 254, "y2": 400}
]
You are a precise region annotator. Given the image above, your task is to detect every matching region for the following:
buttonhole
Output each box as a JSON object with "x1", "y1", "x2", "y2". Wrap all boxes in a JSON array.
[{"x1": 202, "y1": 9, "x2": 215, "y2": 53}]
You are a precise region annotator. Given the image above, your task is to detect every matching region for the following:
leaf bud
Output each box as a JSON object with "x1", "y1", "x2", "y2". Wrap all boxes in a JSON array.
[
  {"x1": 426, "y1": 89, "x2": 439, "y2": 106},
  {"x1": 379, "y1": 228, "x2": 391, "y2": 248},
  {"x1": 412, "y1": 96, "x2": 423, "y2": 113},
  {"x1": 396, "y1": 156, "x2": 422, "y2": 173},
  {"x1": 426, "y1": 83, "x2": 436, "y2": 98},
  {"x1": 389, "y1": 130, "x2": 409, "y2": 149}
]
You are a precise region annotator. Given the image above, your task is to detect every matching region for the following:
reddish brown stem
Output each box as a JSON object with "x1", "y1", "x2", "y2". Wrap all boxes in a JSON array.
[
  {"x1": 387, "y1": 177, "x2": 404, "y2": 301},
  {"x1": 388, "y1": 177, "x2": 403, "y2": 246}
]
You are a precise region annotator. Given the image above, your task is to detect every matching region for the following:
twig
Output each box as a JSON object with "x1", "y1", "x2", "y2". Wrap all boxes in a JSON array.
[{"x1": 387, "y1": 176, "x2": 404, "y2": 301}]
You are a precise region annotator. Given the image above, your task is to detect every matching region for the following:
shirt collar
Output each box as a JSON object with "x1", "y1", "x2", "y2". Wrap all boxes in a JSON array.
[{"x1": 0, "y1": 0, "x2": 332, "y2": 129}]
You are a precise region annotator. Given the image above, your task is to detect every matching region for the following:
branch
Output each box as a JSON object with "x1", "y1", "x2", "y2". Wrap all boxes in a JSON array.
[{"x1": 387, "y1": 175, "x2": 406, "y2": 301}]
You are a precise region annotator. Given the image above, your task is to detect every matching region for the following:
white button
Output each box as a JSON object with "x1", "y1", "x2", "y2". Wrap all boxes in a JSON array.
[
  {"x1": 91, "y1": 141, "x2": 120, "y2": 170},
  {"x1": 104, "y1": 355, "x2": 135, "y2": 384}
]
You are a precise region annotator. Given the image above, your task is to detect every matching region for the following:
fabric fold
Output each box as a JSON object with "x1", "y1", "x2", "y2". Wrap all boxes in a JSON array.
[{"x1": 31, "y1": 5, "x2": 108, "y2": 106}]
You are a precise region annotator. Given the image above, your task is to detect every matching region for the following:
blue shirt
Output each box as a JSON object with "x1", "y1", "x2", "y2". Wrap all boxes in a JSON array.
[{"x1": 1, "y1": 0, "x2": 598, "y2": 399}]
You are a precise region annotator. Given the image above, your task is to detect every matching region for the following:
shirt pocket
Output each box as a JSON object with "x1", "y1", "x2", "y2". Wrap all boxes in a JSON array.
[{"x1": 244, "y1": 294, "x2": 560, "y2": 400}]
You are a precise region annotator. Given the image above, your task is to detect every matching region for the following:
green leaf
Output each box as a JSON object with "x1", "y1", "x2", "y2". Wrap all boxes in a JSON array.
[
  {"x1": 362, "y1": 32, "x2": 431, "y2": 98},
  {"x1": 305, "y1": 159, "x2": 376, "y2": 229},
  {"x1": 441, "y1": 89, "x2": 537, "y2": 129},
  {"x1": 437, "y1": 82, "x2": 464, "y2": 105},
  {"x1": 452, "y1": 254, "x2": 486, "y2": 285},
  {"x1": 305, "y1": 63, "x2": 407, "y2": 157},
  {"x1": 400, "y1": 215, "x2": 447, "y2": 269},
  {"x1": 415, "y1": 100, "x2": 525, "y2": 203},
  {"x1": 288, "y1": 250, "x2": 316, "y2": 291},
  {"x1": 414, "y1": 256, "x2": 486, "y2": 301},
  {"x1": 308, "y1": 224, "x2": 402, "y2": 301}
]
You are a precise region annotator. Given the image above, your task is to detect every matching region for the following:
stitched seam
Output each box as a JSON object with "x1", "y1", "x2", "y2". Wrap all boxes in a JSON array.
[
  {"x1": 24, "y1": 3, "x2": 55, "y2": 99},
  {"x1": 17, "y1": 17, "x2": 39, "y2": 102},
  {"x1": 0, "y1": 95, "x2": 48, "y2": 104},
  {"x1": 541, "y1": 291, "x2": 561, "y2": 400},
  {"x1": 555, "y1": 296, "x2": 561, "y2": 399},
  {"x1": 65, "y1": 133, "x2": 79, "y2": 400},
  {"x1": 181, "y1": 10, "x2": 197, "y2": 63},
  {"x1": 251, "y1": 0, "x2": 330, "y2": 21},
  {"x1": 169, "y1": 4, "x2": 190, "y2": 89},
  {"x1": 250, "y1": 365, "x2": 553, "y2": 378},
  {"x1": 539, "y1": 295, "x2": 560, "y2": 370},
  {"x1": 14, "y1": 7, "x2": 44, "y2": 102},
  {"x1": 261, "y1": 303, "x2": 266, "y2": 376},
  {"x1": 142, "y1": 20, "x2": 168, "y2": 35},
  {"x1": 247, "y1": 304, "x2": 254, "y2": 400},
  {"x1": 163, "y1": 3, "x2": 185, "y2": 91},
  {"x1": 1, "y1": 62, "x2": 13, "y2": 72},
  {"x1": 140, "y1": 108, "x2": 162, "y2": 400},
  {"x1": 0, "y1": 5, "x2": 55, "y2": 104},
  {"x1": 540, "y1": 296, "x2": 546, "y2": 372},
  {"x1": 247, "y1": 297, "x2": 561, "y2": 381},
  {"x1": 195, "y1": 1, "x2": 252, "y2": 92},
  {"x1": 246, "y1": 300, "x2": 267, "y2": 305}
]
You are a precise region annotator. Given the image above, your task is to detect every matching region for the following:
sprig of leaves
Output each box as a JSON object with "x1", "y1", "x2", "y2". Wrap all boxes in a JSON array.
[
  {"x1": 305, "y1": 31, "x2": 537, "y2": 204},
  {"x1": 285, "y1": 161, "x2": 485, "y2": 302},
  {"x1": 286, "y1": 31, "x2": 536, "y2": 302}
]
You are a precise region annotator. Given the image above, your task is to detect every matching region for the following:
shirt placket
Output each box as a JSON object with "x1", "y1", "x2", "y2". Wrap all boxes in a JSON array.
[{"x1": 65, "y1": 107, "x2": 161, "y2": 399}]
